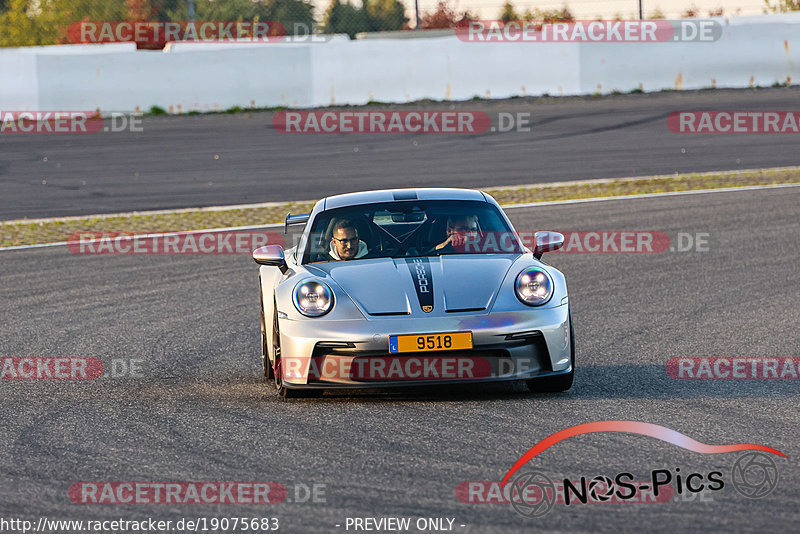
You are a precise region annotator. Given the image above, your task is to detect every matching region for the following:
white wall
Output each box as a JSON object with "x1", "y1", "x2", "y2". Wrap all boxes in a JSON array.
[
  {"x1": 311, "y1": 37, "x2": 580, "y2": 106},
  {"x1": 2, "y1": 15, "x2": 798, "y2": 113},
  {"x1": 579, "y1": 16, "x2": 800, "y2": 93},
  {"x1": 35, "y1": 46, "x2": 314, "y2": 112},
  {"x1": 0, "y1": 53, "x2": 38, "y2": 110}
]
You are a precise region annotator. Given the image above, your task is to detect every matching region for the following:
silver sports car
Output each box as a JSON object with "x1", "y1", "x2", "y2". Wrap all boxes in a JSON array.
[{"x1": 253, "y1": 188, "x2": 573, "y2": 398}]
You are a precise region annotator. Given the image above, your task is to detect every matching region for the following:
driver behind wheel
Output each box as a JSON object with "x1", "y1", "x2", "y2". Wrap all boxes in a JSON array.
[
  {"x1": 433, "y1": 215, "x2": 479, "y2": 253},
  {"x1": 329, "y1": 219, "x2": 369, "y2": 260}
]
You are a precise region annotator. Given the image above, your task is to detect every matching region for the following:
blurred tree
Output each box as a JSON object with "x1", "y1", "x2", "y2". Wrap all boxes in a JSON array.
[
  {"x1": 681, "y1": 4, "x2": 699, "y2": 17},
  {"x1": 321, "y1": 0, "x2": 368, "y2": 37},
  {"x1": 0, "y1": 0, "x2": 42, "y2": 46},
  {"x1": 127, "y1": 0, "x2": 156, "y2": 20},
  {"x1": 167, "y1": 0, "x2": 268, "y2": 19},
  {"x1": 167, "y1": 0, "x2": 314, "y2": 34},
  {"x1": 0, "y1": 0, "x2": 127, "y2": 46},
  {"x1": 552, "y1": 6, "x2": 574, "y2": 22},
  {"x1": 764, "y1": 0, "x2": 799, "y2": 11},
  {"x1": 269, "y1": 0, "x2": 316, "y2": 33},
  {"x1": 364, "y1": 0, "x2": 407, "y2": 31},
  {"x1": 153, "y1": 0, "x2": 182, "y2": 20},
  {"x1": 0, "y1": 0, "x2": 313, "y2": 46},
  {"x1": 499, "y1": 1, "x2": 518, "y2": 22},
  {"x1": 419, "y1": 0, "x2": 473, "y2": 29},
  {"x1": 321, "y1": 0, "x2": 407, "y2": 36},
  {"x1": 521, "y1": 6, "x2": 573, "y2": 22}
]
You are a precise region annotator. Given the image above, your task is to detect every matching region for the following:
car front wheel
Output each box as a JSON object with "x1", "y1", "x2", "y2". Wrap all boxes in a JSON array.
[
  {"x1": 259, "y1": 283, "x2": 274, "y2": 379},
  {"x1": 271, "y1": 301, "x2": 322, "y2": 399}
]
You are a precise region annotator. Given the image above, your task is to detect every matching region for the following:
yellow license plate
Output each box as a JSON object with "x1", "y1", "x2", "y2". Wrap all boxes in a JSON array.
[{"x1": 389, "y1": 332, "x2": 473, "y2": 353}]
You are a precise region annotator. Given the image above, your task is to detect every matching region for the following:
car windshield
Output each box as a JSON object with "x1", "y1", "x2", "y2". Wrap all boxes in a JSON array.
[{"x1": 303, "y1": 200, "x2": 523, "y2": 264}]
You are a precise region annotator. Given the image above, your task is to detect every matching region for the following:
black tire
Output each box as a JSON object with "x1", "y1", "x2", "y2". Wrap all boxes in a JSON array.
[
  {"x1": 259, "y1": 283, "x2": 274, "y2": 379},
  {"x1": 526, "y1": 310, "x2": 574, "y2": 393},
  {"x1": 271, "y1": 302, "x2": 323, "y2": 399}
]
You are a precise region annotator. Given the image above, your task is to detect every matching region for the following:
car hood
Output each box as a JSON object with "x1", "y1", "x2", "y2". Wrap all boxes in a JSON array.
[{"x1": 309, "y1": 255, "x2": 518, "y2": 316}]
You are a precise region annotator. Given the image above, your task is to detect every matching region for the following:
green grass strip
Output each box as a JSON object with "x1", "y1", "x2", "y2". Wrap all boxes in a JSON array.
[{"x1": 2, "y1": 167, "x2": 798, "y2": 248}]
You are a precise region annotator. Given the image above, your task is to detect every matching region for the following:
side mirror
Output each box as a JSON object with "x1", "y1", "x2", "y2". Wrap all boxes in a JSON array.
[
  {"x1": 252, "y1": 245, "x2": 288, "y2": 273},
  {"x1": 533, "y1": 231, "x2": 564, "y2": 260}
]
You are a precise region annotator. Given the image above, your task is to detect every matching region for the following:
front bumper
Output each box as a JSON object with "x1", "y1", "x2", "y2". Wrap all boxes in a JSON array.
[{"x1": 277, "y1": 305, "x2": 571, "y2": 388}]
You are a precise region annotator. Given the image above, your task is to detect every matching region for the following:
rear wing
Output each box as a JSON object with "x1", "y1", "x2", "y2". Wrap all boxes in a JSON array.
[{"x1": 285, "y1": 213, "x2": 310, "y2": 234}]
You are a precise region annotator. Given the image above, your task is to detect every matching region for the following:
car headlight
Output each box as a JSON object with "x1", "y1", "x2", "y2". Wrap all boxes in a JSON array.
[
  {"x1": 293, "y1": 280, "x2": 334, "y2": 317},
  {"x1": 515, "y1": 268, "x2": 553, "y2": 306}
]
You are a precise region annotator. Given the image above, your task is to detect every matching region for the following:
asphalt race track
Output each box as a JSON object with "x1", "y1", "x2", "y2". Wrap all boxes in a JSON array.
[
  {"x1": 2, "y1": 87, "x2": 800, "y2": 219},
  {"x1": 1, "y1": 186, "x2": 798, "y2": 532}
]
